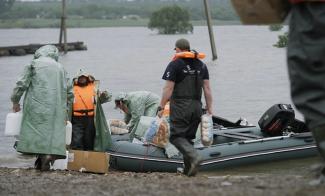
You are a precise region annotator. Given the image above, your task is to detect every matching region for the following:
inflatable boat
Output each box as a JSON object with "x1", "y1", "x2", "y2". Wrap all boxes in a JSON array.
[{"x1": 107, "y1": 104, "x2": 318, "y2": 172}]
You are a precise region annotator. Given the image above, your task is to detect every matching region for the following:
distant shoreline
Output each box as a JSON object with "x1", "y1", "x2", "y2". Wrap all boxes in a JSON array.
[{"x1": 0, "y1": 18, "x2": 241, "y2": 29}]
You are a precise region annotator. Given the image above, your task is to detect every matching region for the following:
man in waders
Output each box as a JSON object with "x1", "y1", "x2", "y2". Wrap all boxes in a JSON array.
[
  {"x1": 158, "y1": 38, "x2": 213, "y2": 176},
  {"x1": 71, "y1": 71, "x2": 112, "y2": 151},
  {"x1": 287, "y1": 1, "x2": 325, "y2": 185}
]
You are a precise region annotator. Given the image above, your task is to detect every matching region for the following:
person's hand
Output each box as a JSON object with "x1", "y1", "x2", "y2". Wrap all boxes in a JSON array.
[
  {"x1": 206, "y1": 106, "x2": 213, "y2": 115},
  {"x1": 100, "y1": 91, "x2": 108, "y2": 97},
  {"x1": 13, "y1": 103, "x2": 21, "y2": 112},
  {"x1": 157, "y1": 105, "x2": 164, "y2": 118}
]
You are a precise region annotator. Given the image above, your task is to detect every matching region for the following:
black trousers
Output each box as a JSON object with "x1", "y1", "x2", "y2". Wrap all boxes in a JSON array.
[
  {"x1": 71, "y1": 116, "x2": 96, "y2": 151},
  {"x1": 288, "y1": 3, "x2": 325, "y2": 130},
  {"x1": 288, "y1": 3, "x2": 325, "y2": 160},
  {"x1": 169, "y1": 99, "x2": 202, "y2": 161}
]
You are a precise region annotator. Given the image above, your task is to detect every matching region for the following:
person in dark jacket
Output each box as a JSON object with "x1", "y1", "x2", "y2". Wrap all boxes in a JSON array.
[{"x1": 158, "y1": 38, "x2": 213, "y2": 177}]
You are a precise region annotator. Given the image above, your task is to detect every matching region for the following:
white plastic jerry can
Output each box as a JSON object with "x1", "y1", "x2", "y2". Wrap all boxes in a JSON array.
[
  {"x1": 5, "y1": 112, "x2": 23, "y2": 136},
  {"x1": 66, "y1": 121, "x2": 72, "y2": 145},
  {"x1": 52, "y1": 150, "x2": 69, "y2": 170}
]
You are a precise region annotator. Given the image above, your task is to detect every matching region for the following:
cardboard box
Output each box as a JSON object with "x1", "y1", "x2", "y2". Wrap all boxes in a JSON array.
[
  {"x1": 231, "y1": 0, "x2": 290, "y2": 24},
  {"x1": 67, "y1": 150, "x2": 109, "y2": 174}
]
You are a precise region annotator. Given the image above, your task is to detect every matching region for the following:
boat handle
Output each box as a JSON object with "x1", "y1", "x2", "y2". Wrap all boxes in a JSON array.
[{"x1": 209, "y1": 152, "x2": 221, "y2": 157}]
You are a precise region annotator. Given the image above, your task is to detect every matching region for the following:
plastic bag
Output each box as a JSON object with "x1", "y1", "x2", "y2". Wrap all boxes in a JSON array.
[
  {"x1": 108, "y1": 119, "x2": 129, "y2": 135},
  {"x1": 144, "y1": 117, "x2": 169, "y2": 148},
  {"x1": 201, "y1": 114, "x2": 213, "y2": 146}
]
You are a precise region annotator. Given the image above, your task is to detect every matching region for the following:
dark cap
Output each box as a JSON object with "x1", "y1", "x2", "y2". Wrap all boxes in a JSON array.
[{"x1": 175, "y1": 38, "x2": 190, "y2": 50}]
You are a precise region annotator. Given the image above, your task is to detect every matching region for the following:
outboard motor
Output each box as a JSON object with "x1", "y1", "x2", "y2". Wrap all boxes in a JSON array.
[{"x1": 258, "y1": 104, "x2": 295, "y2": 136}]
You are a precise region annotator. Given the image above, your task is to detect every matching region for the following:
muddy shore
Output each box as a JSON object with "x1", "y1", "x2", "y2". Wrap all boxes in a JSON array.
[{"x1": 1, "y1": 157, "x2": 325, "y2": 196}]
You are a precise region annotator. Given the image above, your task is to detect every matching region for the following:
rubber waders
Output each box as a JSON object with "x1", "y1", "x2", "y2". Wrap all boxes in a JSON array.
[{"x1": 309, "y1": 125, "x2": 325, "y2": 185}]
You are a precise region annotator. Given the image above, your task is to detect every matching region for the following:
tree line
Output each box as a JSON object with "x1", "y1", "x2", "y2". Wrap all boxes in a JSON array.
[{"x1": 0, "y1": 0, "x2": 238, "y2": 21}]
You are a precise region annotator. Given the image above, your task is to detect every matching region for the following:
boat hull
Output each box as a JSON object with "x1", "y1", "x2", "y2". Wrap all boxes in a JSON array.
[{"x1": 108, "y1": 127, "x2": 318, "y2": 172}]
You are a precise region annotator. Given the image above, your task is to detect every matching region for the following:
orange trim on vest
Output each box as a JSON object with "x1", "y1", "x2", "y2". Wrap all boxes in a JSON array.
[
  {"x1": 73, "y1": 83, "x2": 96, "y2": 116},
  {"x1": 172, "y1": 51, "x2": 206, "y2": 61}
]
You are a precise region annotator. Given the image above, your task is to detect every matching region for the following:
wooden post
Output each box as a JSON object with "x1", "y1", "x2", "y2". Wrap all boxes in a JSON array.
[
  {"x1": 59, "y1": 0, "x2": 67, "y2": 54},
  {"x1": 203, "y1": 0, "x2": 217, "y2": 60}
]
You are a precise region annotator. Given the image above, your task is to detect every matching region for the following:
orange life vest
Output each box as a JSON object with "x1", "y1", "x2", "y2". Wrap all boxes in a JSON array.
[
  {"x1": 73, "y1": 83, "x2": 96, "y2": 116},
  {"x1": 172, "y1": 51, "x2": 206, "y2": 61}
]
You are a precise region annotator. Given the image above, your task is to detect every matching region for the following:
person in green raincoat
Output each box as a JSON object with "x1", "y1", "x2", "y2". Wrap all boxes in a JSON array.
[
  {"x1": 70, "y1": 70, "x2": 112, "y2": 152},
  {"x1": 10, "y1": 45, "x2": 74, "y2": 171},
  {"x1": 114, "y1": 91, "x2": 160, "y2": 139}
]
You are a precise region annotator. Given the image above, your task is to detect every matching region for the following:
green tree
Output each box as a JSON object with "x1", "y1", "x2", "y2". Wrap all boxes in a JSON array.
[
  {"x1": 0, "y1": 0, "x2": 15, "y2": 14},
  {"x1": 273, "y1": 32, "x2": 288, "y2": 48},
  {"x1": 269, "y1": 24, "x2": 283, "y2": 31},
  {"x1": 148, "y1": 5, "x2": 193, "y2": 34}
]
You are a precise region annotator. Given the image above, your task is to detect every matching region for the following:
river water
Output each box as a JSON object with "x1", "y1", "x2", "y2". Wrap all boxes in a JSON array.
[{"x1": 0, "y1": 26, "x2": 304, "y2": 168}]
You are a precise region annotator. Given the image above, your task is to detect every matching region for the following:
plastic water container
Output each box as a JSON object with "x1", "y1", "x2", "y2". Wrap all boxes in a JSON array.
[
  {"x1": 5, "y1": 112, "x2": 23, "y2": 136},
  {"x1": 66, "y1": 121, "x2": 72, "y2": 145},
  {"x1": 52, "y1": 151, "x2": 68, "y2": 170}
]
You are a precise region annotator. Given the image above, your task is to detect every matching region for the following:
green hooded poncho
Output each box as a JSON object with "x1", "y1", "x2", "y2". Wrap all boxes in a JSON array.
[
  {"x1": 115, "y1": 91, "x2": 160, "y2": 139},
  {"x1": 11, "y1": 45, "x2": 74, "y2": 157}
]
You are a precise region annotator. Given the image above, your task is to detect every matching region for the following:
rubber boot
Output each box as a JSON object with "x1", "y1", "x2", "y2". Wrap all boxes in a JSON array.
[
  {"x1": 171, "y1": 137, "x2": 202, "y2": 177},
  {"x1": 309, "y1": 167, "x2": 325, "y2": 186},
  {"x1": 34, "y1": 155, "x2": 42, "y2": 170},
  {"x1": 40, "y1": 155, "x2": 53, "y2": 172},
  {"x1": 311, "y1": 125, "x2": 325, "y2": 160},
  {"x1": 183, "y1": 156, "x2": 191, "y2": 175},
  {"x1": 309, "y1": 126, "x2": 325, "y2": 185}
]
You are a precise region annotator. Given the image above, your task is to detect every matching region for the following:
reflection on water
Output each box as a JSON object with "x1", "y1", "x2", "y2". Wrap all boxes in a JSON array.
[{"x1": 0, "y1": 26, "x2": 313, "y2": 169}]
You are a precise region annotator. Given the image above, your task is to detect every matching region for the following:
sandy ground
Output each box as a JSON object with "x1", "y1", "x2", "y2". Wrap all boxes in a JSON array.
[{"x1": 1, "y1": 157, "x2": 325, "y2": 196}]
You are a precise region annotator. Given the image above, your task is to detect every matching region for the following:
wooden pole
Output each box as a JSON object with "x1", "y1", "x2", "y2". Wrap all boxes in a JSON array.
[
  {"x1": 203, "y1": 0, "x2": 217, "y2": 60},
  {"x1": 59, "y1": 0, "x2": 67, "y2": 54}
]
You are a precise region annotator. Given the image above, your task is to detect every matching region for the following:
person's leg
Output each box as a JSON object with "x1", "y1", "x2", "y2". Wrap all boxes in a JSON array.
[
  {"x1": 170, "y1": 100, "x2": 202, "y2": 176},
  {"x1": 34, "y1": 155, "x2": 42, "y2": 170},
  {"x1": 70, "y1": 116, "x2": 85, "y2": 150},
  {"x1": 170, "y1": 136, "x2": 201, "y2": 176},
  {"x1": 83, "y1": 116, "x2": 96, "y2": 151},
  {"x1": 312, "y1": 125, "x2": 325, "y2": 160},
  {"x1": 40, "y1": 154, "x2": 54, "y2": 171},
  {"x1": 288, "y1": 3, "x2": 325, "y2": 185}
]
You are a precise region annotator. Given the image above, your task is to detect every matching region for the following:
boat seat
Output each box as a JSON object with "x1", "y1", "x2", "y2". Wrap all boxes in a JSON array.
[{"x1": 215, "y1": 132, "x2": 263, "y2": 140}]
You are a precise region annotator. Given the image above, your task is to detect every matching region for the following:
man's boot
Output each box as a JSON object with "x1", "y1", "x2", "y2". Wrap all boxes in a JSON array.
[
  {"x1": 312, "y1": 125, "x2": 325, "y2": 159},
  {"x1": 309, "y1": 126, "x2": 325, "y2": 185},
  {"x1": 34, "y1": 155, "x2": 42, "y2": 170},
  {"x1": 171, "y1": 137, "x2": 202, "y2": 177},
  {"x1": 182, "y1": 156, "x2": 190, "y2": 175},
  {"x1": 40, "y1": 155, "x2": 54, "y2": 172}
]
